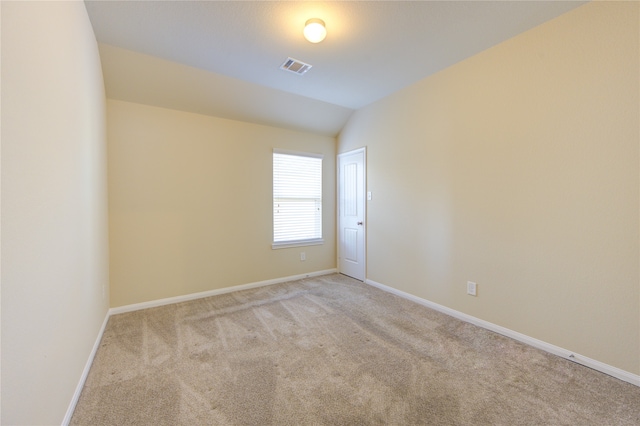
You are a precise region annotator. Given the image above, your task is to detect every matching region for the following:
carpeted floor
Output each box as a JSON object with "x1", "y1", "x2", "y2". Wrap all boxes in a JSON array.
[{"x1": 71, "y1": 274, "x2": 640, "y2": 425}]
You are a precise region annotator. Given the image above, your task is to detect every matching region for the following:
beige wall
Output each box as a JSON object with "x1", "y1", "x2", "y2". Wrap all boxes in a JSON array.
[
  {"x1": 339, "y1": 2, "x2": 639, "y2": 375},
  {"x1": 1, "y1": 1, "x2": 110, "y2": 424},
  {"x1": 107, "y1": 100, "x2": 336, "y2": 307}
]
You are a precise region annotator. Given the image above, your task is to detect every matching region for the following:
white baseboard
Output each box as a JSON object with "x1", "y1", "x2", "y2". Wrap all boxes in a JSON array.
[
  {"x1": 365, "y1": 278, "x2": 640, "y2": 387},
  {"x1": 109, "y1": 269, "x2": 338, "y2": 315},
  {"x1": 62, "y1": 311, "x2": 110, "y2": 425}
]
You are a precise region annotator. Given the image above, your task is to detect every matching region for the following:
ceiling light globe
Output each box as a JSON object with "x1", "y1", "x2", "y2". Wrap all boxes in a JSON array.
[{"x1": 304, "y1": 19, "x2": 326, "y2": 43}]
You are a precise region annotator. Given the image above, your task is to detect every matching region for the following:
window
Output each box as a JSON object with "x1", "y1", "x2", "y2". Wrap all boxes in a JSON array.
[{"x1": 273, "y1": 150, "x2": 323, "y2": 248}]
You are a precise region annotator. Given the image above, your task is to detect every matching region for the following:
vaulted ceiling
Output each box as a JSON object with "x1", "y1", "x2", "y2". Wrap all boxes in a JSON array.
[{"x1": 85, "y1": 1, "x2": 587, "y2": 136}]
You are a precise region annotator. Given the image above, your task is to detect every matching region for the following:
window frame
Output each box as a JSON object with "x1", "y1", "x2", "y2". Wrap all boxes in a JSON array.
[{"x1": 272, "y1": 148, "x2": 324, "y2": 249}]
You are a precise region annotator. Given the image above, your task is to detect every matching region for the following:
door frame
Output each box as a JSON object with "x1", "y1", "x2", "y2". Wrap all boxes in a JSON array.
[{"x1": 337, "y1": 147, "x2": 367, "y2": 281}]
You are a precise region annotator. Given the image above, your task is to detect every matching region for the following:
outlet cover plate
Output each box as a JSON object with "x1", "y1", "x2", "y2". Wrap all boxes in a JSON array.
[{"x1": 467, "y1": 281, "x2": 477, "y2": 296}]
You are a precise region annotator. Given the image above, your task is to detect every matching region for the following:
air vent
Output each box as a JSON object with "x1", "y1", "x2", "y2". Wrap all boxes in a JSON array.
[{"x1": 280, "y1": 57, "x2": 312, "y2": 75}]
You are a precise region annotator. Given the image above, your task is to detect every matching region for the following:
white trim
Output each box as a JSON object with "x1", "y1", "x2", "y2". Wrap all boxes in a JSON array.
[
  {"x1": 365, "y1": 278, "x2": 640, "y2": 387},
  {"x1": 62, "y1": 311, "x2": 110, "y2": 425},
  {"x1": 272, "y1": 238, "x2": 324, "y2": 249},
  {"x1": 273, "y1": 148, "x2": 324, "y2": 159},
  {"x1": 109, "y1": 269, "x2": 338, "y2": 315}
]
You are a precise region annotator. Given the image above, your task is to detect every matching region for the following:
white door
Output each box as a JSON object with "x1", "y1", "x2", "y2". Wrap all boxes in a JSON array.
[{"x1": 338, "y1": 148, "x2": 366, "y2": 281}]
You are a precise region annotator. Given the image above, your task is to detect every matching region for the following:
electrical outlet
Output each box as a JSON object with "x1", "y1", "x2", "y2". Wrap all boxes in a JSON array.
[
  {"x1": 467, "y1": 281, "x2": 477, "y2": 296},
  {"x1": 300, "y1": 252, "x2": 306, "y2": 261}
]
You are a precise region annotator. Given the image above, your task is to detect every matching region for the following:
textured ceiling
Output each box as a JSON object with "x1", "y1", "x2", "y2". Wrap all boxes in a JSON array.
[{"x1": 85, "y1": 0, "x2": 587, "y2": 136}]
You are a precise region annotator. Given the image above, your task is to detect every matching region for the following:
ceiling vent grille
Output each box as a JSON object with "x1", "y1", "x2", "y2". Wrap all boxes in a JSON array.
[{"x1": 280, "y1": 57, "x2": 312, "y2": 75}]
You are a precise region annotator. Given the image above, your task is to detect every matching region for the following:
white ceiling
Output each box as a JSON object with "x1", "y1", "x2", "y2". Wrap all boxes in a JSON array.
[{"x1": 85, "y1": 0, "x2": 587, "y2": 136}]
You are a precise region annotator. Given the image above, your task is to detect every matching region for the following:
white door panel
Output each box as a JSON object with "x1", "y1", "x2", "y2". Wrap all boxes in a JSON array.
[{"x1": 338, "y1": 148, "x2": 365, "y2": 280}]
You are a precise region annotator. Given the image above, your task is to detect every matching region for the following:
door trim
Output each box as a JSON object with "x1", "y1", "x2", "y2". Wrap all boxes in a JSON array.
[{"x1": 337, "y1": 147, "x2": 366, "y2": 281}]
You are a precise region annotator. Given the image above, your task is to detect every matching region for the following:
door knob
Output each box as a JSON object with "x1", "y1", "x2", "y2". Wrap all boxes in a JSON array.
[{"x1": 357, "y1": 221, "x2": 363, "y2": 225}]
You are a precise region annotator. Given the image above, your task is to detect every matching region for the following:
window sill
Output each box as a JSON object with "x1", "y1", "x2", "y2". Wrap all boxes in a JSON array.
[{"x1": 272, "y1": 238, "x2": 324, "y2": 250}]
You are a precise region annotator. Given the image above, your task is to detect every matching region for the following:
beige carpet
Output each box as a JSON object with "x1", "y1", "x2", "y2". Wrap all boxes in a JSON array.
[{"x1": 71, "y1": 274, "x2": 640, "y2": 425}]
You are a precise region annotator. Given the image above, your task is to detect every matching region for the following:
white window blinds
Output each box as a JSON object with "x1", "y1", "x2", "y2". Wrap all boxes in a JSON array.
[{"x1": 273, "y1": 150, "x2": 323, "y2": 248}]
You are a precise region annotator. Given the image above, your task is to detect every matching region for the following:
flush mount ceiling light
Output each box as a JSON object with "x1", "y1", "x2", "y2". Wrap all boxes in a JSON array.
[{"x1": 303, "y1": 18, "x2": 326, "y2": 43}]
